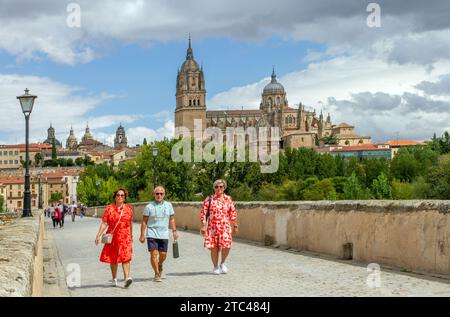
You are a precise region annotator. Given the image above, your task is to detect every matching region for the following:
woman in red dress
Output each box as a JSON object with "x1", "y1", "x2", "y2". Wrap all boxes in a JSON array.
[
  {"x1": 95, "y1": 188, "x2": 134, "y2": 288},
  {"x1": 200, "y1": 179, "x2": 238, "y2": 275}
]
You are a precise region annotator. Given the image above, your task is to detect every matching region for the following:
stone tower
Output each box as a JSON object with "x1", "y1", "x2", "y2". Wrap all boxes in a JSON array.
[
  {"x1": 114, "y1": 123, "x2": 128, "y2": 150},
  {"x1": 174, "y1": 36, "x2": 206, "y2": 136},
  {"x1": 43, "y1": 122, "x2": 62, "y2": 147},
  {"x1": 82, "y1": 123, "x2": 93, "y2": 143},
  {"x1": 260, "y1": 68, "x2": 288, "y2": 130},
  {"x1": 66, "y1": 126, "x2": 78, "y2": 150}
]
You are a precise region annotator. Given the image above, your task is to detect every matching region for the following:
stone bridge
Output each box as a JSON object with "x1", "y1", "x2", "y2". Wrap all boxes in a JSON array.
[{"x1": 2, "y1": 201, "x2": 450, "y2": 297}]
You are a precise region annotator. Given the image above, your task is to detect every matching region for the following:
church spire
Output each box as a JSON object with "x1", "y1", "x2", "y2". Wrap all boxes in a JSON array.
[
  {"x1": 186, "y1": 34, "x2": 194, "y2": 60},
  {"x1": 271, "y1": 66, "x2": 277, "y2": 83}
]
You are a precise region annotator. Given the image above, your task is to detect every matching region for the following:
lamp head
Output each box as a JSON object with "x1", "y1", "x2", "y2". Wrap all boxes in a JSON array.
[{"x1": 17, "y1": 88, "x2": 37, "y2": 115}]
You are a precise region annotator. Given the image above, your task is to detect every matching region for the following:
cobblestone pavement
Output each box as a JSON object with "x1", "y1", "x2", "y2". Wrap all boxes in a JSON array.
[{"x1": 47, "y1": 216, "x2": 450, "y2": 297}]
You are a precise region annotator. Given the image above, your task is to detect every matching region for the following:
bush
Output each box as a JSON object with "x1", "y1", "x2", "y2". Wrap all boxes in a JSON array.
[
  {"x1": 303, "y1": 178, "x2": 337, "y2": 201},
  {"x1": 391, "y1": 180, "x2": 415, "y2": 199}
]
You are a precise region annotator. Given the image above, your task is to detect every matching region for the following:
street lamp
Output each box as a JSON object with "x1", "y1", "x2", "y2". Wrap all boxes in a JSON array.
[
  {"x1": 38, "y1": 172, "x2": 43, "y2": 209},
  {"x1": 17, "y1": 88, "x2": 37, "y2": 217},
  {"x1": 95, "y1": 180, "x2": 100, "y2": 206},
  {"x1": 152, "y1": 146, "x2": 158, "y2": 189}
]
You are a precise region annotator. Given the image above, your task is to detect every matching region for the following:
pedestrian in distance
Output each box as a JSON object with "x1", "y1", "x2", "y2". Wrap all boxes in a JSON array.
[
  {"x1": 80, "y1": 204, "x2": 86, "y2": 218},
  {"x1": 140, "y1": 186, "x2": 178, "y2": 282},
  {"x1": 57, "y1": 200, "x2": 65, "y2": 228},
  {"x1": 70, "y1": 201, "x2": 77, "y2": 222},
  {"x1": 95, "y1": 188, "x2": 134, "y2": 288},
  {"x1": 200, "y1": 179, "x2": 238, "y2": 275},
  {"x1": 50, "y1": 202, "x2": 59, "y2": 229}
]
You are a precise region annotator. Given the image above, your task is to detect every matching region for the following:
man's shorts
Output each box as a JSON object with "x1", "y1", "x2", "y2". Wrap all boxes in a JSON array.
[{"x1": 147, "y1": 238, "x2": 169, "y2": 252}]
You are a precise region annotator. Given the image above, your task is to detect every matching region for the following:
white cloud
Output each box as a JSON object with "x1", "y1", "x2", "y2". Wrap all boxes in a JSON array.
[
  {"x1": 2, "y1": 1, "x2": 450, "y2": 65},
  {"x1": 207, "y1": 55, "x2": 450, "y2": 142},
  {"x1": 0, "y1": 73, "x2": 140, "y2": 145},
  {"x1": 92, "y1": 120, "x2": 175, "y2": 147}
]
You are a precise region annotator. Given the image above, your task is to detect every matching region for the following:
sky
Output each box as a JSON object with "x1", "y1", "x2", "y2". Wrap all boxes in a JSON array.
[{"x1": 1, "y1": 0, "x2": 450, "y2": 146}]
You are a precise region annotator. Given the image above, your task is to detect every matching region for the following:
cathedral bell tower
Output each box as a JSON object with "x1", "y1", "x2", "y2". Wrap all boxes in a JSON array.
[{"x1": 174, "y1": 36, "x2": 206, "y2": 136}]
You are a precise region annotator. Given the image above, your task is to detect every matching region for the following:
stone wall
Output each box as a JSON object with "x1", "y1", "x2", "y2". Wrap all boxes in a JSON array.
[
  {"x1": 0, "y1": 211, "x2": 44, "y2": 296},
  {"x1": 87, "y1": 200, "x2": 450, "y2": 276}
]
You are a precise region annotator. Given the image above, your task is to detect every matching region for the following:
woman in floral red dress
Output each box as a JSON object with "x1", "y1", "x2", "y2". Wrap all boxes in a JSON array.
[
  {"x1": 201, "y1": 179, "x2": 238, "y2": 275},
  {"x1": 95, "y1": 188, "x2": 134, "y2": 288}
]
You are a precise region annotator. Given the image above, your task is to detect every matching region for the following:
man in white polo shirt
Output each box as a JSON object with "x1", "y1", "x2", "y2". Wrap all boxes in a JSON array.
[{"x1": 139, "y1": 186, "x2": 178, "y2": 282}]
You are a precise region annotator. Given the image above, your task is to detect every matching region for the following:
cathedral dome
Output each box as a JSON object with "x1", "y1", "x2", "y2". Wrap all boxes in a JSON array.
[{"x1": 263, "y1": 69, "x2": 285, "y2": 94}]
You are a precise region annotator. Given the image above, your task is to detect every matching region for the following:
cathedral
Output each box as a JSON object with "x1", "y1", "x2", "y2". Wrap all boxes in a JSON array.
[
  {"x1": 174, "y1": 38, "x2": 371, "y2": 149},
  {"x1": 63, "y1": 123, "x2": 128, "y2": 151}
]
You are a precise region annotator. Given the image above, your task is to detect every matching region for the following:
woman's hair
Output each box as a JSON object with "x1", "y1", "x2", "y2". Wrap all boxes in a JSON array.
[
  {"x1": 113, "y1": 188, "x2": 128, "y2": 201},
  {"x1": 213, "y1": 179, "x2": 227, "y2": 190}
]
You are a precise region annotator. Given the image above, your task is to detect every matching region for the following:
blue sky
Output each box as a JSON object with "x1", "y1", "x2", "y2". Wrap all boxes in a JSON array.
[{"x1": 1, "y1": 0, "x2": 450, "y2": 146}]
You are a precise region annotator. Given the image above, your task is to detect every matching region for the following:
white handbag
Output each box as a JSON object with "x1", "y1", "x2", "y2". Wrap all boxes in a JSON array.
[{"x1": 101, "y1": 206, "x2": 124, "y2": 244}]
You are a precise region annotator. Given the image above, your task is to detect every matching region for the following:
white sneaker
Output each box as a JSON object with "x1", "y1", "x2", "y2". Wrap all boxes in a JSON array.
[
  {"x1": 213, "y1": 267, "x2": 221, "y2": 275},
  {"x1": 110, "y1": 278, "x2": 118, "y2": 287},
  {"x1": 220, "y1": 263, "x2": 228, "y2": 274}
]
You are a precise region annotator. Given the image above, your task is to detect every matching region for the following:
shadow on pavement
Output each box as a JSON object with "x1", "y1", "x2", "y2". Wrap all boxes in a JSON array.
[{"x1": 166, "y1": 271, "x2": 211, "y2": 277}]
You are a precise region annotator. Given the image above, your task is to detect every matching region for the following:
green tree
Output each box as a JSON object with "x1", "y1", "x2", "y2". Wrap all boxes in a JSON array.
[
  {"x1": 51, "y1": 139, "x2": 57, "y2": 160},
  {"x1": 50, "y1": 192, "x2": 63, "y2": 202},
  {"x1": 303, "y1": 178, "x2": 337, "y2": 200},
  {"x1": 143, "y1": 138, "x2": 148, "y2": 145},
  {"x1": 391, "y1": 180, "x2": 415, "y2": 199},
  {"x1": 343, "y1": 173, "x2": 372, "y2": 199},
  {"x1": 229, "y1": 183, "x2": 253, "y2": 201},
  {"x1": 34, "y1": 153, "x2": 43, "y2": 167},
  {"x1": 0, "y1": 195, "x2": 4, "y2": 212},
  {"x1": 75, "y1": 157, "x2": 84, "y2": 166},
  {"x1": 371, "y1": 173, "x2": 392, "y2": 199},
  {"x1": 390, "y1": 152, "x2": 421, "y2": 182},
  {"x1": 321, "y1": 134, "x2": 338, "y2": 145},
  {"x1": 424, "y1": 155, "x2": 450, "y2": 199}
]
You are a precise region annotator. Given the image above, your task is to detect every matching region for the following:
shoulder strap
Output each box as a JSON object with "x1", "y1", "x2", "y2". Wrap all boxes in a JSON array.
[
  {"x1": 206, "y1": 195, "x2": 213, "y2": 220},
  {"x1": 111, "y1": 206, "x2": 124, "y2": 234}
]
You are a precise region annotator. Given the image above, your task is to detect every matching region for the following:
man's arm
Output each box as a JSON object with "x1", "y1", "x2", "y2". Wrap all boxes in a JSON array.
[
  {"x1": 170, "y1": 215, "x2": 178, "y2": 240},
  {"x1": 140, "y1": 216, "x2": 149, "y2": 243}
]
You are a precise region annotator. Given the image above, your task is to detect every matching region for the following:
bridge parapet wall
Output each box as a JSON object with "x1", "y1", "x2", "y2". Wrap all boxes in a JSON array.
[{"x1": 87, "y1": 200, "x2": 450, "y2": 276}]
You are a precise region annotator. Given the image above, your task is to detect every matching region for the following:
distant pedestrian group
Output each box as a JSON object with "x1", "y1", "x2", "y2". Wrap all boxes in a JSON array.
[{"x1": 94, "y1": 179, "x2": 238, "y2": 288}]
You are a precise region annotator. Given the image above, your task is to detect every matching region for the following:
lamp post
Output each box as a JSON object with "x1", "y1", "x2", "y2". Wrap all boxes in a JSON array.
[
  {"x1": 38, "y1": 172, "x2": 43, "y2": 209},
  {"x1": 17, "y1": 88, "x2": 37, "y2": 217},
  {"x1": 95, "y1": 180, "x2": 100, "y2": 206},
  {"x1": 152, "y1": 146, "x2": 158, "y2": 189}
]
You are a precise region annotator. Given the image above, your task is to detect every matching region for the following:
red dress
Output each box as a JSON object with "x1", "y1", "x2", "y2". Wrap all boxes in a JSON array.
[
  {"x1": 201, "y1": 194, "x2": 237, "y2": 249},
  {"x1": 100, "y1": 204, "x2": 133, "y2": 264}
]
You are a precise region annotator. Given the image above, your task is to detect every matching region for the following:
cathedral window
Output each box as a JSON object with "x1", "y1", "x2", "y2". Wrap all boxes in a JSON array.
[
  {"x1": 276, "y1": 97, "x2": 281, "y2": 105},
  {"x1": 189, "y1": 100, "x2": 192, "y2": 106},
  {"x1": 198, "y1": 99, "x2": 200, "y2": 106}
]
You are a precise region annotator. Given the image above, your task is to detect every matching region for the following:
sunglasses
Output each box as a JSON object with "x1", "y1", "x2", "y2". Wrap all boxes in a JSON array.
[
  {"x1": 116, "y1": 194, "x2": 126, "y2": 197},
  {"x1": 215, "y1": 185, "x2": 224, "y2": 188},
  {"x1": 155, "y1": 193, "x2": 164, "y2": 195}
]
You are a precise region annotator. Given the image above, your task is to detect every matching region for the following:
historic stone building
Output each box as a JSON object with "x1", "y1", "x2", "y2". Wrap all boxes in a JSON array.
[
  {"x1": 174, "y1": 39, "x2": 371, "y2": 149},
  {"x1": 43, "y1": 123, "x2": 62, "y2": 148},
  {"x1": 77, "y1": 124, "x2": 106, "y2": 151},
  {"x1": 114, "y1": 123, "x2": 128, "y2": 150},
  {"x1": 66, "y1": 126, "x2": 78, "y2": 150}
]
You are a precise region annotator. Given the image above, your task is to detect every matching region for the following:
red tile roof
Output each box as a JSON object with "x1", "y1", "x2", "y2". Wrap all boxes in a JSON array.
[{"x1": 385, "y1": 140, "x2": 425, "y2": 147}]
